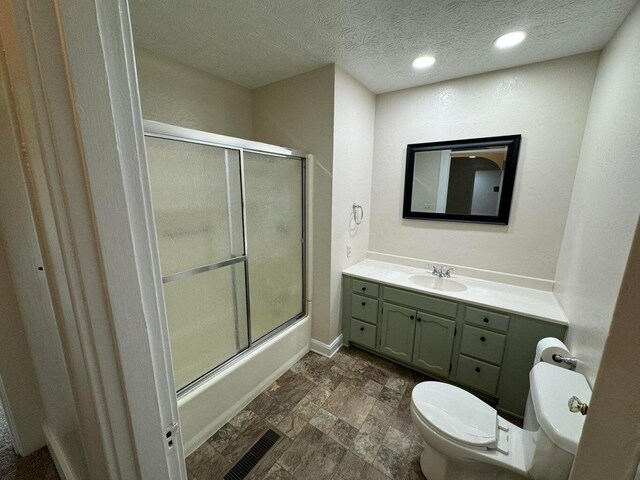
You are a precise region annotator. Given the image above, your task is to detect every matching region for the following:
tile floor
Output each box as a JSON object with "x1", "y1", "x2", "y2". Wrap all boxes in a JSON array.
[{"x1": 186, "y1": 346, "x2": 434, "y2": 480}]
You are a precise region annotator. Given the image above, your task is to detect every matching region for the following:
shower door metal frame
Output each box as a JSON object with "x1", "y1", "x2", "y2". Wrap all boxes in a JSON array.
[{"x1": 143, "y1": 120, "x2": 307, "y2": 397}]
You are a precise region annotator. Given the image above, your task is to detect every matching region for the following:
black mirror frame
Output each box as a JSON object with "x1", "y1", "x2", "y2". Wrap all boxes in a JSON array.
[{"x1": 402, "y1": 134, "x2": 521, "y2": 225}]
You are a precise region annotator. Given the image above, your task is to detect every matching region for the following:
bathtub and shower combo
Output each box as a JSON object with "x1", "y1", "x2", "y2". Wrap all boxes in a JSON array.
[{"x1": 144, "y1": 121, "x2": 311, "y2": 453}]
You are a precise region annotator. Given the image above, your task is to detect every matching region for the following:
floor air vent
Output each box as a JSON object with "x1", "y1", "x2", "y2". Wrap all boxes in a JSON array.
[{"x1": 223, "y1": 428, "x2": 281, "y2": 480}]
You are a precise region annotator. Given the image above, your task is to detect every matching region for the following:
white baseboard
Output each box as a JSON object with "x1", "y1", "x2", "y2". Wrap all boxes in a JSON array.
[
  {"x1": 42, "y1": 423, "x2": 79, "y2": 480},
  {"x1": 310, "y1": 334, "x2": 343, "y2": 358}
]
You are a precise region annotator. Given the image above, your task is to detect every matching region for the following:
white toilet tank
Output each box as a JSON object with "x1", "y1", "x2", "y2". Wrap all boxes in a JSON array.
[{"x1": 525, "y1": 363, "x2": 592, "y2": 480}]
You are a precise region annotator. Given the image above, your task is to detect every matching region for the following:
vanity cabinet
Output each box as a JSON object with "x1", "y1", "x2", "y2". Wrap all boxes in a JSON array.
[
  {"x1": 379, "y1": 303, "x2": 416, "y2": 362},
  {"x1": 412, "y1": 313, "x2": 456, "y2": 377},
  {"x1": 341, "y1": 274, "x2": 567, "y2": 418}
]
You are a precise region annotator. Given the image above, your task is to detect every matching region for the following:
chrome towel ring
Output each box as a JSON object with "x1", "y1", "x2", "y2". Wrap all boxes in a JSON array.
[{"x1": 352, "y1": 203, "x2": 364, "y2": 225}]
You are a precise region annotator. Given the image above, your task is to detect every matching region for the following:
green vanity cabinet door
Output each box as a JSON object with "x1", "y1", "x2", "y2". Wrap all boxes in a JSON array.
[
  {"x1": 379, "y1": 303, "x2": 416, "y2": 362},
  {"x1": 412, "y1": 312, "x2": 456, "y2": 377},
  {"x1": 497, "y1": 316, "x2": 567, "y2": 417}
]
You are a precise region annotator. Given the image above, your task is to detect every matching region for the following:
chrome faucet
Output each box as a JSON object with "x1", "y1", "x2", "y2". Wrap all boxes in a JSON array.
[{"x1": 432, "y1": 265, "x2": 454, "y2": 278}]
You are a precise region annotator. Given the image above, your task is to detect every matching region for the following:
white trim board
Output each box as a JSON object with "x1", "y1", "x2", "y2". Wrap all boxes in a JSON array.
[
  {"x1": 43, "y1": 423, "x2": 79, "y2": 480},
  {"x1": 3, "y1": 1, "x2": 186, "y2": 477},
  {"x1": 310, "y1": 334, "x2": 343, "y2": 358}
]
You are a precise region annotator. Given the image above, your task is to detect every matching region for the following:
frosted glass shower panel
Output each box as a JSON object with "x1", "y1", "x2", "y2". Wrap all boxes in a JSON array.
[
  {"x1": 245, "y1": 152, "x2": 304, "y2": 341},
  {"x1": 145, "y1": 136, "x2": 244, "y2": 276},
  {"x1": 163, "y1": 263, "x2": 248, "y2": 391}
]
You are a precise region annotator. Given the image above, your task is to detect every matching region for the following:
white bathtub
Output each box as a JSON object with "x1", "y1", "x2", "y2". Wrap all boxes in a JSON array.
[{"x1": 178, "y1": 315, "x2": 311, "y2": 455}]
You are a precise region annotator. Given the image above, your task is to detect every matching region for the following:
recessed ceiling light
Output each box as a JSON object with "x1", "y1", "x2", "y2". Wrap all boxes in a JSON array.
[
  {"x1": 412, "y1": 56, "x2": 436, "y2": 69},
  {"x1": 469, "y1": 155, "x2": 477, "y2": 158},
  {"x1": 495, "y1": 31, "x2": 526, "y2": 49}
]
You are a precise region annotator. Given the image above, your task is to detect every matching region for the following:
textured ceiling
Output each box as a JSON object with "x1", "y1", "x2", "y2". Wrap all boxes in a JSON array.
[{"x1": 130, "y1": 0, "x2": 636, "y2": 93}]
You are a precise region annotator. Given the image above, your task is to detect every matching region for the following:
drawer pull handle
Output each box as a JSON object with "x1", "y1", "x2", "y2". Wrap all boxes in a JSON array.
[
  {"x1": 361, "y1": 302, "x2": 366, "y2": 306},
  {"x1": 410, "y1": 315, "x2": 415, "y2": 320},
  {"x1": 360, "y1": 327, "x2": 365, "y2": 332},
  {"x1": 475, "y1": 367, "x2": 481, "y2": 373},
  {"x1": 483, "y1": 317, "x2": 489, "y2": 323},
  {"x1": 480, "y1": 336, "x2": 486, "y2": 342},
  {"x1": 362, "y1": 287, "x2": 366, "y2": 291}
]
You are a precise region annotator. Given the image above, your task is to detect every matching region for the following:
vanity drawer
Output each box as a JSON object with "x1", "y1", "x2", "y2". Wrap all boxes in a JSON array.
[
  {"x1": 384, "y1": 287, "x2": 458, "y2": 319},
  {"x1": 350, "y1": 319, "x2": 377, "y2": 349},
  {"x1": 455, "y1": 355, "x2": 501, "y2": 396},
  {"x1": 352, "y1": 279, "x2": 379, "y2": 297},
  {"x1": 464, "y1": 306, "x2": 510, "y2": 332},
  {"x1": 460, "y1": 325, "x2": 506, "y2": 365},
  {"x1": 351, "y1": 294, "x2": 378, "y2": 325}
]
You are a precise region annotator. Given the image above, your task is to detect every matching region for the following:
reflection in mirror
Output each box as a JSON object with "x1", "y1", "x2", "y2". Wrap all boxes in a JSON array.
[
  {"x1": 403, "y1": 136, "x2": 520, "y2": 224},
  {"x1": 411, "y1": 146, "x2": 507, "y2": 216}
]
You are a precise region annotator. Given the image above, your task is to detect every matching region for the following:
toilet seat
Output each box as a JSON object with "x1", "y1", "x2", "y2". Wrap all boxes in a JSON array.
[{"x1": 412, "y1": 382, "x2": 498, "y2": 449}]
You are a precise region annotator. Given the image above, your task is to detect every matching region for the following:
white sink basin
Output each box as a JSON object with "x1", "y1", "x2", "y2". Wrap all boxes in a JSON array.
[{"x1": 408, "y1": 275, "x2": 468, "y2": 292}]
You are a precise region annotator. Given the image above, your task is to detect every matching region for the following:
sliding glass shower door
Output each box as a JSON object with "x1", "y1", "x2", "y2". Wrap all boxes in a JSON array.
[
  {"x1": 145, "y1": 137, "x2": 249, "y2": 391},
  {"x1": 244, "y1": 152, "x2": 304, "y2": 341},
  {"x1": 144, "y1": 125, "x2": 305, "y2": 393}
]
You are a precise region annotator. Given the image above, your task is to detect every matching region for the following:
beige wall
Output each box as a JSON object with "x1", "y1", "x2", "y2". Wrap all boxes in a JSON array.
[
  {"x1": 252, "y1": 65, "x2": 336, "y2": 343},
  {"x1": 0, "y1": 238, "x2": 45, "y2": 454},
  {"x1": 135, "y1": 49, "x2": 253, "y2": 138},
  {"x1": 369, "y1": 53, "x2": 599, "y2": 281},
  {"x1": 0, "y1": 43, "x2": 86, "y2": 473},
  {"x1": 555, "y1": 2, "x2": 640, "y2": 386},
  {"x1": 330, "y1": 66, "x2": 376, "y2": 342},
  {"x1": 569, "y1": 220, "x2": 640, "y2": 480}
]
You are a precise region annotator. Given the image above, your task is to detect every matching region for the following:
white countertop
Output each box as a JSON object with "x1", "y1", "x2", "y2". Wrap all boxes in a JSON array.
[{"x1": 343, "y1": 259, "x2": 568, "y2": 326}]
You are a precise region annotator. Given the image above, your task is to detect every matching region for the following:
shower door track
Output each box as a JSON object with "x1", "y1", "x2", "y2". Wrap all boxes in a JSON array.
[{"x1": 143, "y1": 120, "x2": 308, "y2": 398}]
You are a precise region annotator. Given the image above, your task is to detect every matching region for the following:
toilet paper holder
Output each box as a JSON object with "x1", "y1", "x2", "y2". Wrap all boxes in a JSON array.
[{"x1": 552, "y1": 353, "x2": 578, "y2": 370}]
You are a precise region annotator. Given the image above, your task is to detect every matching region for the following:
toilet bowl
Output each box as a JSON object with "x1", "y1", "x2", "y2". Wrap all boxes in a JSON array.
[{"x1": 410, "y1": 363, "x2": 591, "y2": 480}]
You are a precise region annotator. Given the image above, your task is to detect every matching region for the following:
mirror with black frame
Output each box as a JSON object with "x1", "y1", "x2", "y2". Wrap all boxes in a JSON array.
[{"x1": 403, "y1": 135, "x2": 521, "y2": 225}]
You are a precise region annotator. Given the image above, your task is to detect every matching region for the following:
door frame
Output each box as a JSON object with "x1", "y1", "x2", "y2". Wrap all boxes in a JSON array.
[{"x1": 1, "y1": 1, "x2": 185, "y2": 478}]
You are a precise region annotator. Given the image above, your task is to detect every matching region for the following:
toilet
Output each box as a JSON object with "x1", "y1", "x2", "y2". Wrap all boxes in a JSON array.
[{"x1": 411, "y1": 362, "x2": 591, "y2": 480}]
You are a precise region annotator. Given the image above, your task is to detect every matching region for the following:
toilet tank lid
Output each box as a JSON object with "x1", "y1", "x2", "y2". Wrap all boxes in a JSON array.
[
  {"x1": 412, "y1": 382, "x2": 497, "y2": 448},
  {"x1": 530, "y1": 363, "x2": 592, "y2": 454}
]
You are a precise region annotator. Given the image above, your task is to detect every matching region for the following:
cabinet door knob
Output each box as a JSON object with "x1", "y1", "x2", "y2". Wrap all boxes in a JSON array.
[
  {"x1": 362, "y1": 287, "x2": 366, "y2": 291},
  {"x1": 410, "y1": 315, "x2": 415, "y2": 320},
  {"x1": 483, "y1": 317, "x2": 489, "y2": 323},
  {"x1": 480, "y1": 336, "x2": 486, "y2": 342},
  {"x1": 361, "y1": 302, "x2": 366, "y2": 306},
  {"x1": 360, "y1": 327, "x2": 365, "y2": 332},
  {"x1": 475, "y1": 367, "x2": 481, "y2": 373},
  {"x1": 417, "y1": 318, "x2": 422, "y2": 323}
]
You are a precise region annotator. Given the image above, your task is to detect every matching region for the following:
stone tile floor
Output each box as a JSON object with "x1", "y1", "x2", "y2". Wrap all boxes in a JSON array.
[
  {"x1": 187, "y1": 346, "x2": 434, "y2": 479},
  {"x1": 0, "y1": 403, "x2": 60, "y2": 480}
]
